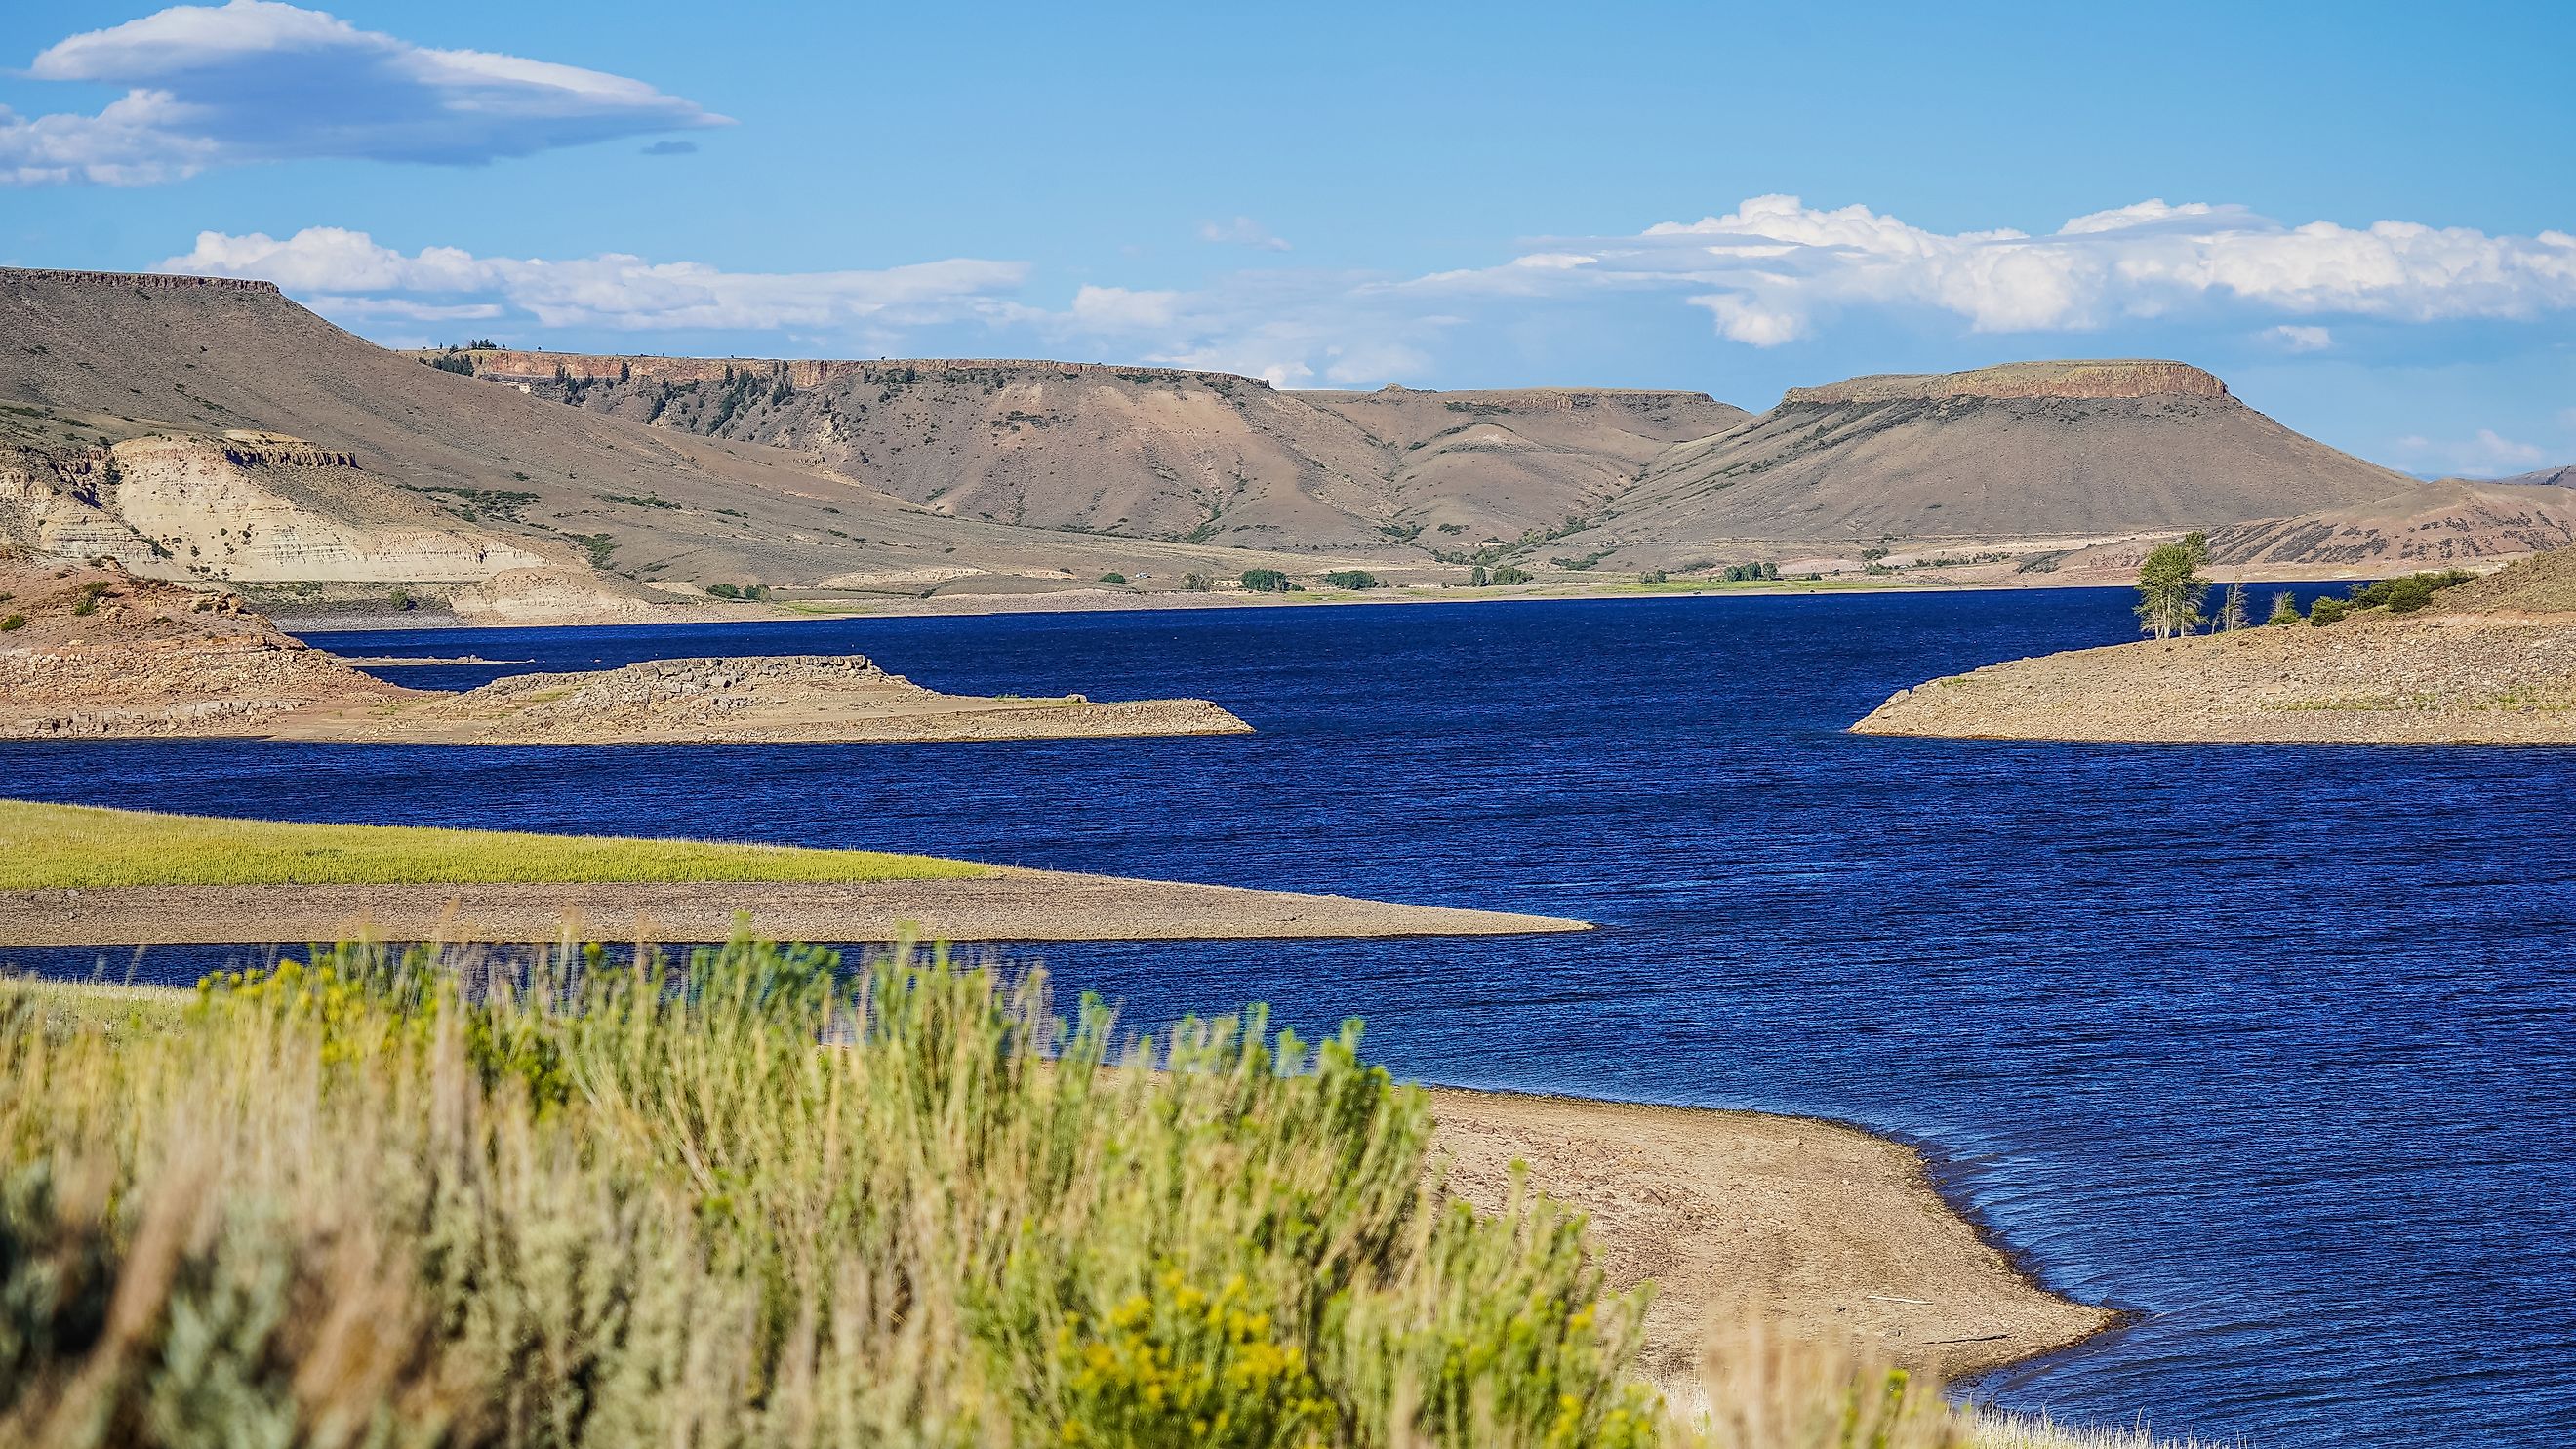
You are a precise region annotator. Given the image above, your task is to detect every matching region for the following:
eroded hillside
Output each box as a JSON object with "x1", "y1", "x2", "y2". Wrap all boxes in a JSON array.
[
  {"x1": 1547, "y1": 360, "x2": 2414, "y2": 570},
  {"x1": 445, "y1": 347, "x2": 1747, "y2": 549}
]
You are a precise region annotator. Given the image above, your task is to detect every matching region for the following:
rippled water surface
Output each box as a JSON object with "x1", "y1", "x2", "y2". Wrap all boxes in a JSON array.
[{"x1": 7, "y1": 587, "x2": 2573, "y2": 1448}]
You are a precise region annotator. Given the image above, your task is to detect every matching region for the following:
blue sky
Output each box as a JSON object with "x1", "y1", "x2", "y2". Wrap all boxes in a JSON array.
[{"x1": 5, "y1": 0, "x2": 2572, "y2": 475}]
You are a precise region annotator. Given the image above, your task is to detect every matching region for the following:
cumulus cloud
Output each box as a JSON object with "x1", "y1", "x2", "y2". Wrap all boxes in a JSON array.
[
  {"x1": 2, "y1": 0, "x2": 724, "y2": 185},
  {"x1": 1197, "y1": 217, "x2": 1292, "y2": 252},
  {"x1": 2391, "y1": 428, "x2": 2550, "y2": 477},
  {"x1": 160, "y1": 227, "x2": 1029, "y2": 333},
  {"x1": 2264, "y1": 324, "x2": 2334, "y2": 352},
  {"x1": 1422, "y1": 195, "x2": 2576, "y2": 346}
]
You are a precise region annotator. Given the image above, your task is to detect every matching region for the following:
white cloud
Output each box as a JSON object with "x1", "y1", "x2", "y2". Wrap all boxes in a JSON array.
[
  {"x1": 2391, "y1": 428, "x2": 2550, "y2": 477},
  {"x1": 3, "y1": 1, "x2": 723, "y2": 185},
  {"x1": 2264, "y1": 324, "x2": 2334, "y2": 352},
  {"x1": 160, "y1": 227, "x2": 1029, "y2": 333},
  {"x1": 1432, "y1": 195, "x2": 2576, "y2": 346},
  {"x1": 1196, "y1": 217, "x2": 1291, "y2": 252}
]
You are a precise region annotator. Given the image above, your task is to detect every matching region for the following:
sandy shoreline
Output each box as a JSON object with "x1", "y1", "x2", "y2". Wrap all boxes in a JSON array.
[
  {"x1": 1428, "y1": 1089, "x2": 2113, "y2": 1392},
  {"x1": 0, "y1": 868, "x2": 1590, "y2": 946}
]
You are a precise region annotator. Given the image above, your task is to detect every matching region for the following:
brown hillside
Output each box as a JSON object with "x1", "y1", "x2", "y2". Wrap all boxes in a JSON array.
[
  {"x1": 447, "y1": 348, "x2": 1744, "y2": 548},
  {"x1": 2205, "y1": 480, "x2": 2576, "y2": 571},
  {"x1": 0, "y1": 270, "x2": 1423, "y2": 599},
  {"x1": 1549, "y1": 359, "x2": 2411, "y2": 567}
]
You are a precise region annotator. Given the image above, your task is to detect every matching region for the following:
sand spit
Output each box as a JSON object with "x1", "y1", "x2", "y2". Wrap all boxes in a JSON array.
[
  {"x1": 1429, "y1": 1090, "x2": 2113, "y2": 1393},
  {"x1": 0, "y1": 559, "x2": 1247, "y2": 744},
  {"x1": 278, "y1": 655, "x2": 1251, "y2": 745},
  {"x1": 0, "y1": 869, "x2": 1589, "y2": 946},
  {"x1": 1854, "y1": 609, "x2": 2576, "y2": 745}
]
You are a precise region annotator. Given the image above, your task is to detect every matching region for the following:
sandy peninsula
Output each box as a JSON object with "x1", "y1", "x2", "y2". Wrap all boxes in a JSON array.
[
  {"x1": 1429, "y1": 1090, "x2": 2113, "y2": 1392},
  {"x1": 1856, "y1": 549, "x2": 2576, "y2": 745},
  {"x1": 0, "y1": 559, "x2": 1246, "y2": 744}
]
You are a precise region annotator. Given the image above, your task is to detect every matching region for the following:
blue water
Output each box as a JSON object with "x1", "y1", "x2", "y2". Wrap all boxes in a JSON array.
[{"x1": 6, "y1": 587, "x2": 2572, "y2": 1449}]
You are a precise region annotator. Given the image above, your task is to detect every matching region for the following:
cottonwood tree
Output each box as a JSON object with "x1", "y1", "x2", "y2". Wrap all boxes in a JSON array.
[
  {"x1": 2219, "y1": 582, "x2": 2249, "y2": 631},
  {"x1": 2134, "y1": 532, "x2": 2211, "y2": 639}
]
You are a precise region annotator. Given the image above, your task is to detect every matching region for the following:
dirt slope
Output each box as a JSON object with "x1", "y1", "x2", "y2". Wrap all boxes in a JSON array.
[
  {"x1": 1853, "y1": 545, "x2": 2576, "y2": 745},
  {"x1": 447, "y1": 348, "x2": 1745, "y2": 550},
  {"x1": 0, "y1": 270, "x2": 1425, "y2": 600},
  {"x1": 1550, "y1": 360, "x2": 2410, "y2": 568},
  {"x1": 2205, "y1": 479, "x2": 2576, "y2": 571}
]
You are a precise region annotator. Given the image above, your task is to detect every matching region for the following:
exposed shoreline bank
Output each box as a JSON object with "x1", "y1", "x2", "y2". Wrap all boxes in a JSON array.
[
  {"x1": 1426, "y1": 1088, "x2": 2115, "y2": 1393},
  {"x1": 0, "y1": 869, "x2": 1590, "y2": 946}
]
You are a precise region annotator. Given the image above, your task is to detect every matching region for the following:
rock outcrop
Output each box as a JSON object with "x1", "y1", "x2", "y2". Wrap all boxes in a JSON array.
[{"x1": 1784, "y1": 360, "x2": 2231, "y2": 404}]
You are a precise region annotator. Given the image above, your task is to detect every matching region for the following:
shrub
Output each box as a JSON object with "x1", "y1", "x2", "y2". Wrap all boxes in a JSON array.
[
  {"x1": 0, "y1": 614, "x2": 22, "y2": 632},
  {"x1": 1180, "y1": 572, "x2": 1214, "y2": 591},
  {"x1": 2348, "y1": 569, "x2": 2474, "y2": 615},
  {"x1": 1489, "y1": 565, "x2": 1534, "y2": 585},
  {"x1": 0, "y1": 938, "x2": 1658, "y2": 1448},
  {"x1": 2308, "y1": 596, "x2": 2350, "y2": 626},
  {"x1": 2266, "y1": 590, "x2": 2300, "y2": 625},
  {"x1": 1099, "y1": 572, "x2": 1128, "y2": 584},
  {"x1": 1239, "y1": 568, "x2": 1295, "y2": 593},
  {"x1": 1321, "y1": 570, "x2": 1384, "y2": 590},
  {"x1": 705, "y1": 583, "x2": 741, "y2": 599},
  {"x1": 1469, "y1": 565, "x2": 1489, "y2": 586}
]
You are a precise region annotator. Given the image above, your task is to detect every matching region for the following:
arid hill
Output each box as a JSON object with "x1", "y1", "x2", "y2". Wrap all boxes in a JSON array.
[
  {"x1": 1544, "y1": 359, "x2": 2412, "y2": 569},
  {"x1": 444, "y1": 347, "x2": 1746, "y2": 549},
  {"x1": 0, "y1": 270, "x2": 1447, "y2": 608},
  {"x1": 2204, "y1": 479, "x2": 2576, "y2": 572},
  {"x1": 1852, "y1": 546, "x2": 2576, "y2": 745}
]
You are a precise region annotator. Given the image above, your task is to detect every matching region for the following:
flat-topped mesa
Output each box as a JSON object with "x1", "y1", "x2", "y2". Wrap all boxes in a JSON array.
[
  {"x1": 2, "y1": 266, "x2": 283, "y2": 298},
  {"x1": 1784, "y1": 359, "x2": 2231, "y2": 405},
  {"x1": 457, "y1": 349, "x2": 1272, "y2": 391}
]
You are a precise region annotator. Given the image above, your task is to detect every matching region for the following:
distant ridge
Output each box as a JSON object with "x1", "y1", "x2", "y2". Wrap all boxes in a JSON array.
[{"x1": 1538, "y1": 358, "x2": 2411, "y2": 564}]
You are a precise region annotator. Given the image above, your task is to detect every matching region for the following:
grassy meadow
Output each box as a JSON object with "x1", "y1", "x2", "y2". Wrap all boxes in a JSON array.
[
  {"x1": 0, "y1": 799, "x2": 988, "y2": 891},
  {"x1": 0, "y1": 945, "x2": 2208, "y2": 1449}
]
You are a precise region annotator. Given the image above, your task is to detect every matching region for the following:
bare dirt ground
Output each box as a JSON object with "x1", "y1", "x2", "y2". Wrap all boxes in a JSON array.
[
  {"x1": 1855, "y1": 604, "x2": 2576, "y2": 745},
  {"x1": 0, "y1": 558, "x2": 1246, "y2": 743},
  {"x1": 0, "y1": 869, "x2": 1590, "y2": 946},
  {"x1": 1429, "y1": 1090, "x2": 2114, "y2": 1393}
]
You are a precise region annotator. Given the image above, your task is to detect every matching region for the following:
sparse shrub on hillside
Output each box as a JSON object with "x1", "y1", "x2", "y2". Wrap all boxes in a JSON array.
[
  {"x1": 2267, "y1": 590, "x2": 2300, "y2": 625},
  {"x1": 704, "y1": 582, "x2": 740, "y2": 598},
  {"x1": 1099, "y1": 572, "x2": 1128, "y2": 584},
  {"x1": 0, "y1": 937, "x2": 1659, "y2": 1449},
  {"x1": 2348, "y1": 569, "x2": 2475, "y2": 615},
  {"x1": 2308, "y1": 596, "x2": 2350, "y2": 626},
  {"x1": 1240, "y1": 567, "x2": 1295, "y2": 593},
  {"x1": 0, "y1": 614, "x2": 22, "y2": 632},
  {"x1": 1180, "y1": 572, "x2": 1214, "y2": 591},
  {"x1": 1490, "y1": 565, "x2": 1535, "y2": 585},
  {"x1": 1322, "y1": 570, "x2": 1385, "y2": 590}
]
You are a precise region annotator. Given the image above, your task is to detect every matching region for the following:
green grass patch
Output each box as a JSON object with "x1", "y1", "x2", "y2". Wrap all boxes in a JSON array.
[{"x1": 0, "y1": 799, "x2": 989, "y2": 890}]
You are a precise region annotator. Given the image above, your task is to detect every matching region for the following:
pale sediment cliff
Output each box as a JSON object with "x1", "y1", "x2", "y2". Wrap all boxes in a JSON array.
[{"x1": 1782, "y1": 359, "x2": 2232, "y2": 404}]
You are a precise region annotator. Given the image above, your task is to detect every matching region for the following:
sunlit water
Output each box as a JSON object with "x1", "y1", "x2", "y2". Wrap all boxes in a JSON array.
[{"x1": 6, "y1": 587, "x2": 2571, "y2": 1448}]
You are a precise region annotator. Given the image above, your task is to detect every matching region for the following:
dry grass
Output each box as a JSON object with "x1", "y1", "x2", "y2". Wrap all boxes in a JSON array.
[
  {"x1": 0, "y1": 963, "x2": 2215, "y2": 1449},
  {"x1": 0, "y1": 798, "x2": 988, "y2": 890}
]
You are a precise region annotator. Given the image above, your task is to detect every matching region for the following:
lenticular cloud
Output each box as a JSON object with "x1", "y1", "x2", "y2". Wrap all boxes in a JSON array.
[{"x1": 2, "y1": 0, "x2": 724, "y2": 185}]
